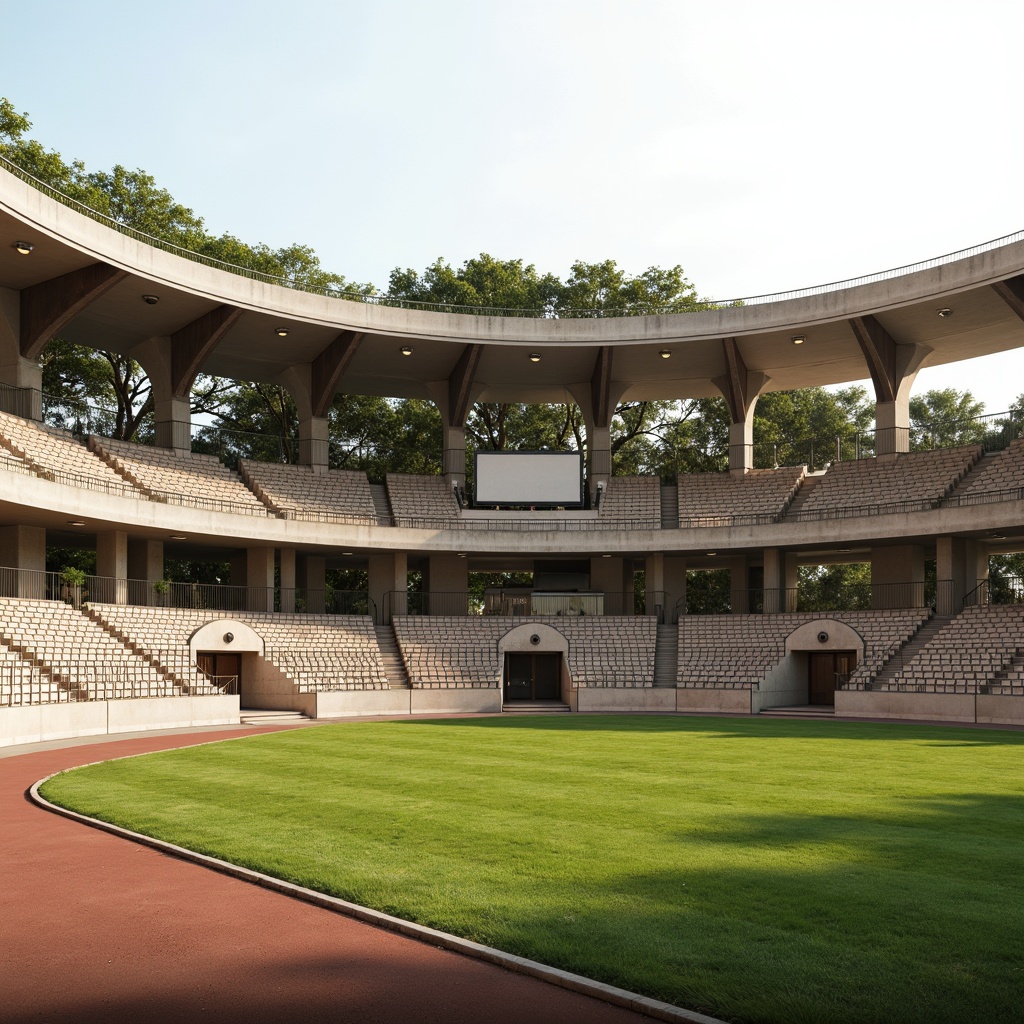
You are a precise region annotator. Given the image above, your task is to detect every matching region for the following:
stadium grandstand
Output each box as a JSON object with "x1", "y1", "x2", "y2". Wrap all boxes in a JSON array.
[{"x1": 1, "y1": 159, "x2": 1024, "y2": 745}]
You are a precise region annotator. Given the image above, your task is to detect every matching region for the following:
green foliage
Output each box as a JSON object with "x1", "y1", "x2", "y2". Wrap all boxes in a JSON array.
[
  {"x1": 797, "y1": 563, "x2": 871, "y2": 612},
  {"x1": 910, "y1": 389, "x2": 987, "y2": 450},
  {"x1": 43, "y1": 717, "x2": 1024, "y2": 1024},
  {"x1": 685, "y1": 569, "x2": 731, "y2": 614}
]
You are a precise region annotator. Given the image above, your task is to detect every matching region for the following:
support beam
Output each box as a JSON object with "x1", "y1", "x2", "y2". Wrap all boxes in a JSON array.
[
  {"x1": 849, "y1": 316, "x2": 930, "y2": 456},
  {"x1": 590, "y1": 346, "x2": 614, "y2": 429},
  {"x1": 311, "y1": 330, "x2": 363, "y2": 417},
  {"x1": 448, "y1": 344, "x2": 483, "y2": 428},
  {"x1": 170, "y1": 305, "x2": 241, "y2": 398},
  {"x1": 992, "y1": 275, "x2": 1024, "y2": 323},
  {"x1": 713, "y1": 338, "x2": 768, "y2": 475},
  {"x1": 20, "y1": 263, "x2": 127, "y2": 360}
]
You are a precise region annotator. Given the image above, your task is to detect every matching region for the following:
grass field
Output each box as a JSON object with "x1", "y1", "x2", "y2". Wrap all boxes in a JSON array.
[{"x1": 40, "y1": 715, "x2": 1024, "y2": 1024}]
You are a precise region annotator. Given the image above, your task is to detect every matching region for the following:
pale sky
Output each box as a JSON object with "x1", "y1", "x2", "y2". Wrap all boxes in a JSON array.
[{"x1": 3, "y1": 0, "x2": 1023, "y2": 411}]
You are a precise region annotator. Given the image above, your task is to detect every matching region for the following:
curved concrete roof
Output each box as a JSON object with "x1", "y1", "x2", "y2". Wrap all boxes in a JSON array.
[{"x1": 3, "y1": 167, "x2": 1024, "y2": 405}]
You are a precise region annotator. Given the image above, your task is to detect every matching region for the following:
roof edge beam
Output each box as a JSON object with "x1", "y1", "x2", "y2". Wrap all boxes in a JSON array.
[
  {"x1": 170, "y1": 305, "x2": 242, "y2": 398},
  {"x1": 20, "y1": 262, "x2": 128, "y2": 360}
]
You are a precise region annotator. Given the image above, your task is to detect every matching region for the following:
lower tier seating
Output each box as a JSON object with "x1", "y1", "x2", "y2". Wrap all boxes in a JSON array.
[
  {"x1": 87, "y1": 604, "x2": 389, "y2": 691},
  {"x1": 393, "y1": 616, "x2": 657, "y2": 688},
  {"x1": 677, "y1": 610, "x2": 930, "y2": 688}
]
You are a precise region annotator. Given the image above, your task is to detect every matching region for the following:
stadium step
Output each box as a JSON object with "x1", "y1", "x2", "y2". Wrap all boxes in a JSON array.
[
  {"x1": 760, "y1": 704, "x2": 835, "y2": 717},
  {"x1": 369, "y1": 483, "x2": 393, "y2": 524},
  {"x1": 660, "y1": 484, "x2": 679, "y2": 529},
  {"x1": 870, "y1": 614, "x2": 953, "y2": 688},
  {"x1": 240, "y1": 708, "x2": 310, "y2": 725},
  {"x1": 374, "y1": 624, "x2": 411, "y2": 688},
  {"x1": 653, "y1": 623, "x2": 678, "y2": 686},
  {"x1": 784, "y1": 472, "x2": 825, "y2": 514},
  {"x1": 502, "y1": 700, "x2": 571, "y2": 714}
]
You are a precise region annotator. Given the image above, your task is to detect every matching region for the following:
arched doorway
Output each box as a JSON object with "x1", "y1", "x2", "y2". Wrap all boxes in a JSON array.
[
  {"x1": 497, "y1": 623, "x2": 570, "y2": 706},
  {"x1": 786, "y1": 619, "x2": 865, "y2": 708},
  {"x1": 189, "y1": 619, "x2": 265, "y2": 702}
]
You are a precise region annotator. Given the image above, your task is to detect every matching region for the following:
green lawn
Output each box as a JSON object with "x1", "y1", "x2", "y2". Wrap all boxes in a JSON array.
[{"x1": 40, "y1": 715, "x2": 1024, "y2": 1024}]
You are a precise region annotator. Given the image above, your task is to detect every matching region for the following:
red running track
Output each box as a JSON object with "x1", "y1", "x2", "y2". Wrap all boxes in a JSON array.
[{"x1": 1, "y1": 727, "x2": 660, "y2": 1024}]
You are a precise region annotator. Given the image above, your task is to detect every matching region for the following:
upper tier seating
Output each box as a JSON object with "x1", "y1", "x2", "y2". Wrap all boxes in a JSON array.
[
  {"x1": 678, "y1": 467, "x2": 805, "y2": 526},
  {"x1": 948, "y1": 438, "x2": 1024, "y2": 504},
  {"x1": 0, "y1": 411, "x2": 140, "y2": 496},
  {"x1": 239, "y1": 461, "x2": 377, "y2": 521},
  {"x1": 393, "y1": 616, "x2": 657, "y2": 688},
  {"x1": 677, "y1": 610, "x2": 930, "y2": 689},
  {"x1": 792, "y1": 447, "x2": 981, "y2": 517},
  {"x1": 599, "y1": 476, "x2": 661, "y2": 528},
  {"x1": 87, "y1": 605, "x2": 390, "y2": 691},
  {"x1": 882, "y1": 605, "x2": 1024, "y2": 694},
  {"x1": 0, "y1": 598, "x2": 200, "y2": 700},
  {"x1": 387, "y1": 474, "x2": 459, "y2": 521},
  {"x1": 90, "y1": 437, "x2": 272, "y2": 516}
]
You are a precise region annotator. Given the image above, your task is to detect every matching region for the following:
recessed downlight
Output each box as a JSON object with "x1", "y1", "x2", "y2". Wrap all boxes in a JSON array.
[
  {"x1": 168, "y1": 534, "x2": 187, "y2": 541},
  {"x1": 791, "y1": 335, "x2": 806, "y2": 345},
  {"x1": 528, "y1": 352, "x2": 541, "y2": 363},
  {"x1": 400, "y1": 346, "x2": 413, "y2": 356},
  {"x1": 13, "y1": 241, "x2": 33, "y2": 255},
  {"x1": 275, "y1": 327, "x2": 290, "y2": 337},
  {"x1": 142, "y1": 294, "x2": 159, "y2": 305},
  {"x1": 659, "y1": 349, "x2": 671, "y2": 359},
  {"x1": 937, "y1": 308, "x2": 953, "y2": 318},
  {"x1": 67, "y1": 519, "x2": 86, "y2": 527}
]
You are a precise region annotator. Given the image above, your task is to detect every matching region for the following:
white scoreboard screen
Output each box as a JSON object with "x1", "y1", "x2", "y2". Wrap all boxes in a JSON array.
[{"x1": 474, "y1": 451, "x2": 583, "y2": 507}]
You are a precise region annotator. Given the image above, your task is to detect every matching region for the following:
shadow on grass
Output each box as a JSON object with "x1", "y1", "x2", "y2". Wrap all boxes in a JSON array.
[{"x1": 389, "y1": 713, "x2": 1024, "y2": 746}]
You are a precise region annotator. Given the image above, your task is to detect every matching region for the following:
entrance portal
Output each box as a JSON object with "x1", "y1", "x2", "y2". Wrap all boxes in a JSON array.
[
  {"x1": 808, "y1": 651, "x2": 856, "y2": 705},
  {"x1": 504, "y1": 652, "x2": 562, "y2": 701},
  {"x1": 197, "y1": 651, "x2": 241, "y2": 694}
]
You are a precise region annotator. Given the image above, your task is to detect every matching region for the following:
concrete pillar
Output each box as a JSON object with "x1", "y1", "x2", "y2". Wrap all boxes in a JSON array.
[
  {"x1": 246, "y1": 547, "x2": 275, "y2": 613},
  {"x1": 725, "y1": 554, "x2": 752, "y2": 613},
  {"x1": 443, "y1": 423, "x2": 467, "y2": 492},
  {"x1": 763, "y1": 548, "x2": 800, "y2": 614},
  {"x1": 96, "y1": 530, "x2": 129, "y2": 604},
  {"x1": 870, "y1": 545, "x2": 926, "y2": 608},
  {"x1": 729, "y1": 416, "x2": 755, "y2": 476},
  {"x1": 645, "y1": 553, "x2": 665, "y2": 621},
  {"x1": 297, "y1": 554, "x2": 326, "y2": 614},
  {"x1": 154, "y1": 396, "x2": 192, "y2": 452},
  {"x1": 663, "y1": 556, "x2": 687, "y2": 622},
  {"x1": 875, "y1": 399, "x2": 911, "y2": 457},
  {"x1": 0, "y1": 525, "x2": 46, "y2": 597},
  {"x1": 370, "y1": 552, "x2": 408, "y2": 624},
  {"x1": 587, "y1": 423, "x2": 612, "y2": 504},
  {"x1": 128, "y1": 539, "x2": 164, "y2": 605},
  {"x1": 935, "y1": 536, "x2": 985, "y2": 615},
  {"x1": 279, "y1": 548, "x2": 297, "y2": 613},
  {"x1": 0, "y1": 288, "x2": 42, "y2": 420},
  {"x1": 299, "y1": 416, "x2": 329, "y2": 469},
  {"x1": 428, "y1": 554, "x2": 468, "y2": 613}
]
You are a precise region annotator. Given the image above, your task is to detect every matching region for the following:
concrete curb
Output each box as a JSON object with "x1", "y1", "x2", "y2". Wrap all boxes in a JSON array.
[{"x1": 30, "y1": 761, "x2": 727, "y2": 1024}]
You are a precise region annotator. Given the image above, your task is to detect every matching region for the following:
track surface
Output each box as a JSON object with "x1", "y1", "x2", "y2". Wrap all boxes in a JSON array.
[{"x1": 1, "y1": 727, "x2": 657, "y2": 1024}]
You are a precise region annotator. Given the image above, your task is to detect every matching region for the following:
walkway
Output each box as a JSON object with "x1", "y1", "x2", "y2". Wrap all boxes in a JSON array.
[{"x1": 1, "y1": 726, "x2": 663, "y2": 1024}]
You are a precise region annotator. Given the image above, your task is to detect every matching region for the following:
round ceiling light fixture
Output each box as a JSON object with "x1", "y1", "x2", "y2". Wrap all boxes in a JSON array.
[
  {"x1": 13, "y1": 241, "x2": 33, "y2": 255},
  {"x1": 659, "y1": 349, "x2": 671, "y2": 359},
  {"x1": 275, "y1": 327, "x2": 290, "y2": 337},
  {"x1": 400, "y1": 345, "x2": 413, "y2": 356},
  {"x1": 937, "y1": 308, "x2": 953, "y2": 318},
  {"x1": 529, "y1": 352, "x2": 542, "y2": 363},
  {"x1": 142, "y1": 294, "x2": 159, "y2": 305},
  {"x1": 791, "y1": 335, "x2": 806, "y2": 345},
  {"x1": 169, "y1": 534, "x2": 187, "y2": 541}
]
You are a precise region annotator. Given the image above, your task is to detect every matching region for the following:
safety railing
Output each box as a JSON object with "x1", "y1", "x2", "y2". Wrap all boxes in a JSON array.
[
  {"x1": 4, "y1": 153, "x2": 1023, "y2": 316},
  {"x1": 385, "y1": 590, "x2": 661, "y2": 621},
  {"x1": 964, "y1": 577, "x2": 1024, "y2": 607}
]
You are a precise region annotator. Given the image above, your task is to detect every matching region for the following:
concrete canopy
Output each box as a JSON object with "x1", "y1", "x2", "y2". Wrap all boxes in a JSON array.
[{"x1": 2, "y1": 168, "x2": 1024, "y2": 407}]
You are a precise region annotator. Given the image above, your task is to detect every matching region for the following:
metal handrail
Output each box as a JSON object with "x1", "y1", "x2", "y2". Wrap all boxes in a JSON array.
[{"x1": 3, "y1": 153, "x2": 1023, "y2": 317}]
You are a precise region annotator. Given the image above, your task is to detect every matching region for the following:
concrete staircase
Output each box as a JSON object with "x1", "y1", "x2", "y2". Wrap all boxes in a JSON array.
[
  {"x1": 502, "y1": 700, "x2": 571, "y2": 714},
  {"x1": 240, "y1": 708, "x2": 310, "y2": 725},
  {"x1": 374, "y1": 624, "x2": 411, "y2": 689},
  {"x1": 369, "y1": 483, "x2": 393, "y2": 524},
  {"x1": 653, "y1": 623, "x2": 678, "y2": 687},
  {"x1": 867, "y1": 614, "x2": 952, "y2": 689},
  {"x1": 660, "y1": 484, "x2": 679, "y2": 528},
  {"x1": 784, "y1": 472, "x2": 824, "y2": 516}
]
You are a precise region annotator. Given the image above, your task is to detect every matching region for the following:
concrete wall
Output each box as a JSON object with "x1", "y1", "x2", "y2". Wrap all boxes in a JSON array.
[{"x1": 0, "y1": 695, "x2": 238, "y2": 747}]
